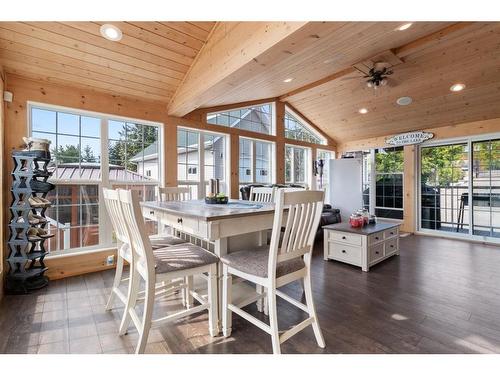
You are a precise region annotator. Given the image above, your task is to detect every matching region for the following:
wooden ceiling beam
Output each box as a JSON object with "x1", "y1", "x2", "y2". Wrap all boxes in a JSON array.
[
  {"x1": 279, "y1": 22, "x2": 475, "y2": 101},
  {"x1": 167, "y1": 22, "x2": 309, "y2": 117}
]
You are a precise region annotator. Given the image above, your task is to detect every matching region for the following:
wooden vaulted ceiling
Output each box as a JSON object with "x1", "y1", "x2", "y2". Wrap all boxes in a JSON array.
[
  {"x1": 1, "y1": 21, "x2": 499, "y2": 143},
  {"x1": 0, "y1": 22, "x2": 216, "y2": 102}
]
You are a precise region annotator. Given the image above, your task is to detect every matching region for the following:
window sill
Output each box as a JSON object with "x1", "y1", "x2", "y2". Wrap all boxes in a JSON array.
[{"x1": 46, "y1": 246, "x2": 117, "y2": 259}]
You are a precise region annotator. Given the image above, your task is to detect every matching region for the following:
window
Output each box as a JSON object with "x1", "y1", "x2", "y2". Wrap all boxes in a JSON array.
[
  {"x1": 238, "y1": 137, "x2": 273, "y2": 191},
  {"x1": 30, "y1": 103, "x2": 162, "y2": 254},
  {"x1": 359, "y1": 147, "x2": 403, "y2": 220},
  {"x1": 285, "y1": 145, "x2": 309, "y2": 185},
  {"x1": 375, "y1": 147, "x2": 404, "y2": 219},
  {"x1": 207, "y1": 103, "x2": 273, "y2": 135},
  {"x1": 177, "y1": 128, "x2": 227, "y2": 199},
  {"x1": 285, "y1": 110, "x2": 325, "y2": 145},
  {"x1": 420, "y1": 138, "x2": 499, "y2": 240},
  {"x1": 316, "y1": 150, "x2": 334, "y2": 203}
]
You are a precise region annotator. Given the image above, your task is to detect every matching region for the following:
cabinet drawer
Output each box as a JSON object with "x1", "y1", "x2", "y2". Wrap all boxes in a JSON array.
[
  {"x1": 368, "y1": 243, "x2": 384, "y2": 263},
  {"x1": 327, "y1": 231, "x2": 362, "y2": 246},
  {"x1": 384, "y1": 227, "x2": 398, "y2": 239},
  {"x1": 385, "y1": 237, "x2": 398, "y2": 255},
  {"x1": 328, "y1": 243, "x2": 362, "y2": 265},
  {"x1": 367, "y1": 232, "x2": 384, "y2": 246}
]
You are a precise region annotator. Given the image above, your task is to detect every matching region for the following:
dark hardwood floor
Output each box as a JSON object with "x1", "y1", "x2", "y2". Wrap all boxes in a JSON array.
[{"x1": 1, "y1": 234, "x2": 500, "y2": 354}]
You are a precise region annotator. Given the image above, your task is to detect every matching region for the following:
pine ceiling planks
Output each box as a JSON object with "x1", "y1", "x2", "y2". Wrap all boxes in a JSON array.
[
  {"x1": 286, "y1": 22, "x2": 500, "y2": 142},
  {"x1": 0, "y1": 21, "x2": 215, "y2": 103}
]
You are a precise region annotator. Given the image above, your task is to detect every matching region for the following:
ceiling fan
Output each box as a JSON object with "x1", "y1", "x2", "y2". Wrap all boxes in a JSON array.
[
  {"x1": 362, "y1": 62, "x2": 394, "y2": 89},
  {"x1": 344, "y1": 61, "x2": 395, "y2": 89}
]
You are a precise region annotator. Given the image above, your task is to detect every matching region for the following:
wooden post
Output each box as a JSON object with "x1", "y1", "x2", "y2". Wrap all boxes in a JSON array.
[
  {"x1": 229, "y1": 133, "x2": 239, "y2": 199},
  {"x1": 163, "y1": 121, "x2": 178, "y2": 187},
  {"x1": 275, "y1": 101, "x2": 286, "y2": 184},
  {"x1": 402, "y1": 145, "x2": 416, "y2": 233}
]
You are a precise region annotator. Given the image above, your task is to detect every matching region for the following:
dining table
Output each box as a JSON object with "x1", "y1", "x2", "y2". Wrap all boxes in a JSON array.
[{"x1": 141, "y1": 199, "x2": 278, "y2": 332}]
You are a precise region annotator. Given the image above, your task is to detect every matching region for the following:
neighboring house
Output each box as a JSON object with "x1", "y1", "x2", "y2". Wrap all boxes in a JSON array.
[{"x1": 129, "y1": 142, "x2": 160, "y2": 180}]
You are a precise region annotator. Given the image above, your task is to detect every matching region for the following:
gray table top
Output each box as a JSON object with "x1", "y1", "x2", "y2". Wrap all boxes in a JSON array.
[
  {"x1": 142, "y1": 199, "x2": 276, "y2": 221},
  {"x1": 323, "y1": 221, "x2": 400, "y2": 235}
]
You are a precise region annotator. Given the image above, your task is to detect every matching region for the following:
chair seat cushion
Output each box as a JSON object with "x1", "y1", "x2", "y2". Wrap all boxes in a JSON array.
[
  {"x1": 149, "y1": 234, "x2": 187, "y2": 249},
  {"x1": 119, "y1": 235, "x2": 187, "y2": 261},
  {"x1": 152, "y1": 243, "x2": 219, "y2": 274},
  {"x1": 220, "y1": 247, "x2": 305, "y2": 278}
]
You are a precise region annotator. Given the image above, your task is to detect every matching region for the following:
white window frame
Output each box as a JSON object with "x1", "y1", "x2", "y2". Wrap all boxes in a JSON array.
[
  {"x1": 177, "y1": 126, "x2": 230, "y2": 199},
  {"x1": 284, "y1": 106, "x2": 327, "y2": 145},
  {"x1": 206, "y1": 102, "x2": 276, "y2": 136},
  {"x1": 238, "y1": 136, "x2": 276, "y2": 188},
  {"x1": 27, "y1": 101, "x2": 163, "y2": 255},
  {"x1": 315, "y1": 149, "x2": 335, "y2": 202},
  {"x1": 285, "y1": 144, "x2": 311, "y2": 187},
  {"x1": 416, "y1": 131, "x2": 500, "y2": 244}
]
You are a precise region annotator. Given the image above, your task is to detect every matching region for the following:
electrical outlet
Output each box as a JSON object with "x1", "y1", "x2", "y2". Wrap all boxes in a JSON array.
[{"x1": 106, "y1": 255, "x2": 115, "y2": 266}]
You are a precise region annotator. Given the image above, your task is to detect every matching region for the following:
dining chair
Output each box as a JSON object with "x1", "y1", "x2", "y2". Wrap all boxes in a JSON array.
[
  {"x1": 248, "y1": 186, "x2": 276, "y2": 314},
  {"x1": 156, "y1": 186, "x2": 191, "y2": 202},
  {"x1": 102, "y1": 188, "x2": 187, "y2": 311},
  {"x1": 249, "y1": 186, "x2": 276, "y2": 203},
  {"x1": 117, "y1": 189, "x2": 219, "y2": 354},
  {"x1": 221, "y1": 189, "x2": 326, "y2": 354}
]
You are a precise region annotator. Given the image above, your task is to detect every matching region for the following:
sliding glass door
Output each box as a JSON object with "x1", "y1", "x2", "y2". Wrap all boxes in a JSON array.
[
  {"x1": 472, "y1": 139, "x2": 500, "y2": 238},
  {"x1": 419, "y1": 137, "x2": 500, "y2": 241}
]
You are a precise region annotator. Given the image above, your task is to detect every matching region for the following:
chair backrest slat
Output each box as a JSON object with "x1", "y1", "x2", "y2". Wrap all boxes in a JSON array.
[
  {"x1": 118, "y1": 189, "x2": 155, "y2": 275},
  {"x1": 156, "y1": 186, "x2": 191, "y2": 202},
  {"x1": 249, "y1": 186, "x2": 276, "y2": 203},
  {"x1": 269, "y1": 190, "x2": 324, "y2": 276},
  {"x1": 103, "y1": 188, "x2": 128, "y2": 244}
]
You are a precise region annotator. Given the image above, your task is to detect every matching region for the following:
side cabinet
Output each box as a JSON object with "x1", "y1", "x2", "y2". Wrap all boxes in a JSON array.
[{"x1": 324, "y1": 226, "x2": 400, "y2": 271}]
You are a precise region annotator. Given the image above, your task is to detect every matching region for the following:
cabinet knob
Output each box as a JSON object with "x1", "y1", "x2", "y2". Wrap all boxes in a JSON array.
[
  {"x1": 150, "y1": 210, "x2": 154, "y2": 215},
  {"x1": 375, "y1": 236, "x2": 379, "y2": 240},
  {"x1": 341, "y1": 250, "x2": 346, "y2": 253},
  {"x1": 375, "y1": 251, "x2": 379, "y2": 254},
  {"x1": 177, "y1": 218, "x2": 183, "y2": 224},
  {"x1": 390, "y1": 232, "x2": 394, "y2": 235},
  {"x1": 342, "y1": 236, "x2": 346, "y2": 240},
  {"x1": 390, "y1": 245, "x2": 394, "y2": 248}
]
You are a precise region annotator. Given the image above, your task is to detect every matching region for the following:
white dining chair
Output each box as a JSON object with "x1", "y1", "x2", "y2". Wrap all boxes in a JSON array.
[
  {"x1": 117, "y1": 189, "x2": 219, "y2": 354},
  {"x1": 221, "y1": 189, "x2": 326, "y2": 354},
  {"x1": 248, "y1": 186, "x2": 276, "y2": 314},
  {"x1": 102, "y1": 188, "x2": 187, "y2": 311},
  {"x1": 156, "y1": 186, "x2": 191, "y2": 202},
  {"x1": 249, "y1": 186, "x2": 276, "y2": 203}
]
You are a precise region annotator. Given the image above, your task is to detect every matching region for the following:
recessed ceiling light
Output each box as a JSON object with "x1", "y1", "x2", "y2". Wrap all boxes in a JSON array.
[
  {"x1": 359, "y1": 108, "x2": 368, "y2": 114},
  {"x1": 283, "y1": 78, "x2": 294, "y2": 83},
  {"x1": 396, "y1": 22, "x2": 413, "y2": 31},
  {"x1": 396, "y1": 96, "x2": 413, "y2": 106},
  {"x1": 100, "y1": 24, "x2": 122, "y2": 41},
  {"x1": 450, "y1": 83, "x2": 466, "y2": 92}
]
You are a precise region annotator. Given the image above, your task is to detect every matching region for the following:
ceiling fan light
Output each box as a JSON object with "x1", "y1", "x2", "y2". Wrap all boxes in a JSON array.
[
  {"x1": 367, "y1": 81, "x2": 373, "y2": 88},
  {"x1": 381, "y1": 78, "x2": 388, "y2": 86}
]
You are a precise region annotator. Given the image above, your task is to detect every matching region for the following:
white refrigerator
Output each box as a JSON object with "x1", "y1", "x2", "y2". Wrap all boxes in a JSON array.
[{"x1": 329, "y1": 158, "x2": 363, "y2": 222}]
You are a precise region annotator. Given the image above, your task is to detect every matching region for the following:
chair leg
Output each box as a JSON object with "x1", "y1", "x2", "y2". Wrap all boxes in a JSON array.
[
  {"x1": 119, "y1": 267, "x2": 140, "y2": 336},
  {"x1": 256, "y1": 285, "x2": 263, "y2": 312},
  {"x1": 105, "y1": 254, "x2": 124, "y2": 311},
  {"x1": 263, "y1": 287, "x2": 269, "y2": 316},
  {"x1": 303, "y1": 272, "x2": 325, "y2": 348},
  {"x1": 186, "y1": 275, "x2": 194, "y2": 309},
  {"x1": 207, "y1": 264, "x2": 218, "y2": 337},
  {"x1": 136, "y1": 277, "x2": 155, "y2": 354},
  {"x1": 267, "y1": 287, "x2": 281, "y2": 354},
  {"x1": 222, "y1": 265, "x2": 232, "y2": 337}
]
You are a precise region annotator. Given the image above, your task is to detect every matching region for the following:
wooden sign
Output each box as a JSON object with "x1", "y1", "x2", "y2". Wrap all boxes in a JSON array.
[{"x1": 386, "y1": 131, "x2": 434, "y2": 146}]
